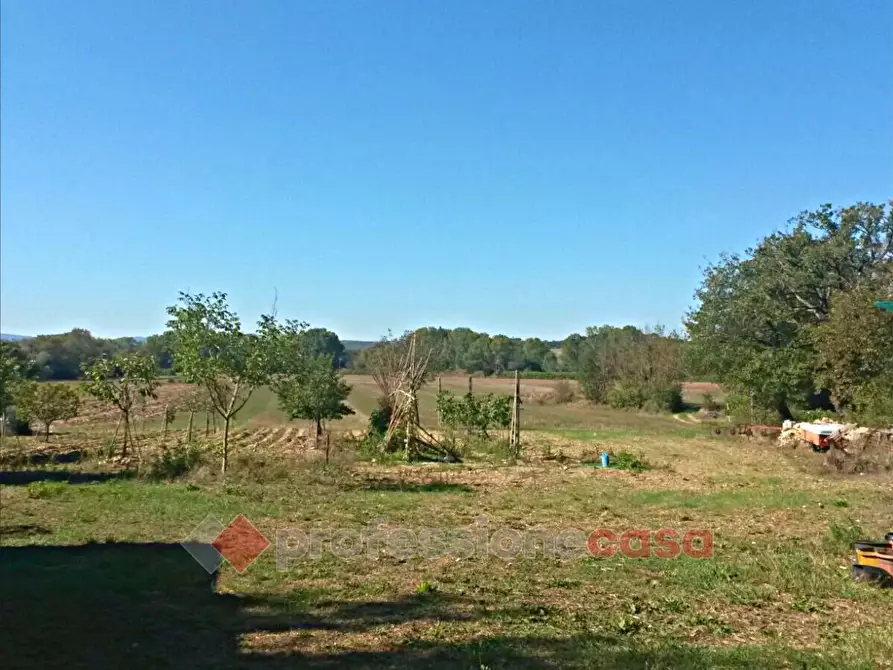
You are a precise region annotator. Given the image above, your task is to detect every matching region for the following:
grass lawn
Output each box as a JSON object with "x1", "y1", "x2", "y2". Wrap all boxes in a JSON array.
[{"x1": 2, "y1": 397, "x2": 891, "y2": 668}]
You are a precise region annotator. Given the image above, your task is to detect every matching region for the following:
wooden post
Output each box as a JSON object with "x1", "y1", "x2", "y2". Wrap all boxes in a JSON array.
[
  {"x1": 468, "y1": 376, "x2": 473, "y2": 395},
  {"x1": 509, "y1": 370, "x2": 521, "y2": 456}
]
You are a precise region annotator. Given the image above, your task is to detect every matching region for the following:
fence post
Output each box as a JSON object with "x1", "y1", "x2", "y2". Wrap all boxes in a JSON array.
[{"x1": 510, "y1": 370, "x2": 521, "y2": 456}]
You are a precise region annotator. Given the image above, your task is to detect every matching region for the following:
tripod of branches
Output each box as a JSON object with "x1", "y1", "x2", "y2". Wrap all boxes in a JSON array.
[{"x1": 367, "y1": 333, "x2": 460, "y2": 461}]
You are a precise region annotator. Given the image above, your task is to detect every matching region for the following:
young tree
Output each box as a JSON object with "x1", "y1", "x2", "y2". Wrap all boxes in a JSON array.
[
  {"x1": 82, "y1": 353, "x2": 158, "y2": 455},
  {"x1": 0, "y1": 342, "x2": 25, "y2": 411},
  {"x1": 180, "y1": 385, "x2": 213, "y2": 442},
  {"x1": 15, "y1": 382, "x2": 80, "y2": 441},
  {"x1": 166, "y1": 292, "x2": 280, "y2": 473},
  {"x1": 275, "y1": 354, "x2": 354, "y2": 448}
]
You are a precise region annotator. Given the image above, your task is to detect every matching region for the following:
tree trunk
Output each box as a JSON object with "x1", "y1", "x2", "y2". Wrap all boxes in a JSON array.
[
  {"x1": 222, "y1": 416, "x2": 230, "y2": 474},
  {"x1": 776, "y1": 400, "x2": 793, "y2": 422},
  {"x1": 44, "y1": 423, "x2": 51, "y2": 442},
  {"x1": 205, "y1": 413, "x2": 210, "y2": 437},
  {"x1": 315, "y1": 418, "x2": 321, "y2": 450},
  {"x1": 187, "y1": 411, "x2": 195, "y2": 442},
  {"x1": 121, "y1": 410, "x2": 129, "y2": 457}
]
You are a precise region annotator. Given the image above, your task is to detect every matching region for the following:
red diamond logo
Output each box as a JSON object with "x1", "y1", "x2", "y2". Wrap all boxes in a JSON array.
[{"x1": 212, "y1": 515, "x2": 270, "y2": 573}]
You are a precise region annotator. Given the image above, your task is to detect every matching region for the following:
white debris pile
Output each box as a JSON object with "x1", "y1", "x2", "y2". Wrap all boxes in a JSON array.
[
  {"x1": 778, "y1": 420, "x2": 802, "y2": 448},
  {"x1": 779, "y1": 419, "x2": 855, "y2": 449}
]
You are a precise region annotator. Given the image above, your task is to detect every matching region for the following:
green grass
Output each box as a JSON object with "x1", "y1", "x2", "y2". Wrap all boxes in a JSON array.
[{"x1": 3, "y1": 387, "x2": 892, "y2": 668}]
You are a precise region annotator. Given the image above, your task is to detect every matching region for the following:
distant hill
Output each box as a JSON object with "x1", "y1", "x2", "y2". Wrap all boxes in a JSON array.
[
  {"x1": 1, "y1": 333, "x2": 146, "y2": 342},
  {"x1": 342, "y1": 340, "x2": 375, "y2": 351}
]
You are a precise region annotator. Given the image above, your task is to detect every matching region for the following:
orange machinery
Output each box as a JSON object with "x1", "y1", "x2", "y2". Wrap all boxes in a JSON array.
[{"x1": 853, "y1": 532, "x2": 893, "y2": 588}]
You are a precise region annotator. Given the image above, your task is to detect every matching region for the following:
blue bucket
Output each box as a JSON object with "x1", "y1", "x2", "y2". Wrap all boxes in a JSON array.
[{"x1": 601, "y1": 452, "x2": 610, "y2": 468}]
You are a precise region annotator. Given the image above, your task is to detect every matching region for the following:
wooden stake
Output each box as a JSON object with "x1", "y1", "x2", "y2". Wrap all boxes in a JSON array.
[{"x1": 509, "y1": 370, "x2": 521, "y2": 456}]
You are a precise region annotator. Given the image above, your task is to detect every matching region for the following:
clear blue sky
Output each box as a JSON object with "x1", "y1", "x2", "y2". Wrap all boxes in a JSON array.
[{"x1": 2, "y1": 1, "x2": 891, "y2": 341}]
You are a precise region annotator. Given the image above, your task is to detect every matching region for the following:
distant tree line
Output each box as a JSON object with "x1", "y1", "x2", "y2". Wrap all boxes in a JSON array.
[
  {"x1": 2, "y1": 324, "x2": 638, "y2": 381},
  {"x1": 9, "y1": 329, "x2": 144, "y2": 380},
  {"x1": 350, "y1": 328, "x2": 563, "y2": 375},
  {"x1": 1, "y1": 321, "x2": 687, "y2": 411},
  {"x1": 0, "y1": 326, "x2": 349, "y2": 381}
]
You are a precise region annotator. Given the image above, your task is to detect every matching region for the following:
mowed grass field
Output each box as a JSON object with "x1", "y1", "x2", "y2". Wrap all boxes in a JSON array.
[{"x1": 2, "y1": 376, "x2": 891, "y2": 668}]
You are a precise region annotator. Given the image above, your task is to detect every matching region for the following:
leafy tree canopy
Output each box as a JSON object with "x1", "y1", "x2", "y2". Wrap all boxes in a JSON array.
[{"x1": 687, "y1": 200, "x2": 893, "y2": 421}]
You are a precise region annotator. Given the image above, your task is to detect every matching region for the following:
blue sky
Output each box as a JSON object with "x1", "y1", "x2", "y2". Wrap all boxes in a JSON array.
[{"x1": 2, "y1": 1, "x2": 891, "y2": 341}]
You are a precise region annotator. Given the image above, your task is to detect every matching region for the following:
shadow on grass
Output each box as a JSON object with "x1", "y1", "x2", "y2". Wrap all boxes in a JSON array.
[
  {"x1": 238, "y1": 590, "x2": 476, "y2": 633},
  {"x1": 0, "y1": 523, "x2": 51, "y2": 538},
  {"x1": 0, "y1": 543, "x2": 852, "y2": 669},
  {"x1": 0, "y1": 449, "x2": 90, "y2": 468},
  {"x1": 0, "y1": 470, "x2": 134, "y2": 485},
  {"x1": 354, "y1": 478, "x2": 473, "y2": 494}
]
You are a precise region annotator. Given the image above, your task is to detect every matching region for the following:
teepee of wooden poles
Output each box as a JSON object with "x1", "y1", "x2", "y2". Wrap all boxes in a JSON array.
[{"x1": 372, "y1": 334, "x2": 454, "y2": 460}]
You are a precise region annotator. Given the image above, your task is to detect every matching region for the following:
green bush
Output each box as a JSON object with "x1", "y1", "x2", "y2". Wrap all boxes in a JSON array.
[
  {"x1": 436, "y1": 391, "x2": 511, "y2": 437},
  {"x1": 27, "y1": 480, "x2": 68, "y2": 499},
  {"x1": 606, "y1": 383, "x2": 647, "y2": 410},
  {"x1": 148, "y1": 442, "x2": 206, "y2": 480},
  {"x1": 852, "y1": 381, "x2": 893, "y2": 426},
  {"x1": 644, "y1": 384, "x2": 685, "y2": 413},
  {"x1": 368, "y1": 397, "x2": 393, "y2": 436},
  {"x1": 790, "y1": 408, "x2": 841, "y2": 423},
  {"x1": 604, "y1": 381, "x2": 683, "y2": 413},
  {"x1": 609, "y1": 450, "x2": 650, "y2": 473},
  {"x1": 724, "y1": 392, "x2": 783, "y2": 425}
]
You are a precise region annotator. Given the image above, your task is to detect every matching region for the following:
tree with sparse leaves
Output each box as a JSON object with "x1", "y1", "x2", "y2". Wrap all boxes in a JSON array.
[
  {"x1": 14, "y1": 382, "x2": 80, "y2": 441},
  {"x1": 166, "y1": 292, "x2": 280, "y2": 473},
  {"x1": 82, "y1": 353, "x2": 158, "y2": 455}
]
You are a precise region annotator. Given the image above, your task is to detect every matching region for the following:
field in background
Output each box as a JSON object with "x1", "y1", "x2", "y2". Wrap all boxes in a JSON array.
[{"x1": 57, "y1": 375, "x2": 723, "y2": 440}]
